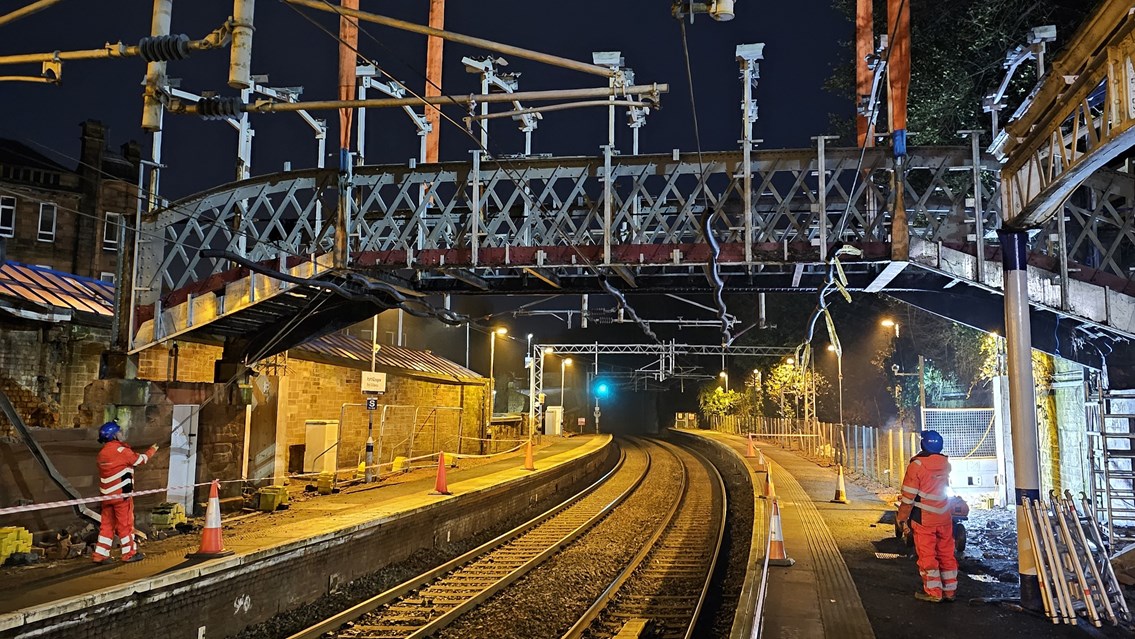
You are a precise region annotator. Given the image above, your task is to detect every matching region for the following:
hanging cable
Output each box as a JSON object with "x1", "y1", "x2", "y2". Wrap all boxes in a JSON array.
[{"x1": 677, "y1": 15, "x2": 731, "y2": 345}]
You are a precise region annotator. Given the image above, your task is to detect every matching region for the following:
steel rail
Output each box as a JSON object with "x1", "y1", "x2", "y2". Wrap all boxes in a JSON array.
[
  {"x1": 286, "y1": 440, "x2": 651, "y2": 639},
  {"x1": 561, "y1": 441, "x2": 727, "y2": 639}
]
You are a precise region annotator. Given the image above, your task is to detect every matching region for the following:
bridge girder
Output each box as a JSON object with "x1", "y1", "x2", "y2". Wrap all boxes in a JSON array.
[{"x1": 992, "y1": 0, "x2": 1135, "y2": 229}]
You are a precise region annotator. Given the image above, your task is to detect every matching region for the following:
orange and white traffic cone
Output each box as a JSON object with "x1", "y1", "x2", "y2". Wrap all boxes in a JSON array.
[
  {"x1": 760, "y1": 470, "x2": 776, "y2": 499},
  {"x1": 746, "y1": 434, "x2": 756, "y2": 458},
  {"x1": 186, "y1": 480, "x2": 234, "y2": 559},
  {"x1": 768, "y1": 497, "x2": 795, "y2": 566},
  {"x1": 830, "y1": 464, "x2": 849, "y2": 504},
  {"x1": 431, "y1": 452, "x2": 452, "y2": 495},
  {"x1": 755, "y1": 448, "x2": 768, "y2": 473},
  {"x1": 524, "y1": 439, "x2": 535, "y2": 471}
]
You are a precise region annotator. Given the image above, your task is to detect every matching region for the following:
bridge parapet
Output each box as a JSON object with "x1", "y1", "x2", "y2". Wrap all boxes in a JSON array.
[
  {"x1": 141, "y1": 147, "x2": 1004, "y2": 293},
  {"x1": 131, "y1": 146, "x2": 1135, "y2": 354}
]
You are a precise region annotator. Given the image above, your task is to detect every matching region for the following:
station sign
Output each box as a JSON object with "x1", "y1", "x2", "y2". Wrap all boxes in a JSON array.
[
  {"x1": 361, "y1": 371, "x2": 387, "y2": 394},
  {"x1": 366, "y1": 397, "x2": 379, "y2": 411}
]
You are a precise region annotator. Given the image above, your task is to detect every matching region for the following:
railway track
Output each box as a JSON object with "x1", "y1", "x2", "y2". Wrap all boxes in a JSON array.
[
  {"x1": 564, "y1": 442, "x2": 726, "y2": 639},
  {"x1": 288, "y1": 437, "x2": 724, "y2": 639},
  {"x1": 287, "y1": 439, "x2": 651, "y2": 639}
]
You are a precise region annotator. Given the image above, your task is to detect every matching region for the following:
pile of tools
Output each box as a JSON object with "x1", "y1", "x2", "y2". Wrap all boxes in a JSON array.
[{"x1": 1023, "y1": 490, "x2": 1132, "y2": 628}]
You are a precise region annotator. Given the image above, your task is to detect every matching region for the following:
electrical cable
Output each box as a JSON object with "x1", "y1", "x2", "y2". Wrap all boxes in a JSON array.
[
  {"x1": 284, "y1": 0, "x2": 661, "y2": 342},
  {"x1": 677, "y1": 14, "x2": 731, "y2": 345},
  {"x1": 834, "y1": 0, "x2": 909, "y2": 241}
]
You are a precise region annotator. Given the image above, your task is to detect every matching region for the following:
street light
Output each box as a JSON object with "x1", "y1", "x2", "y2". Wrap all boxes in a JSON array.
[
  {"x1": 560, "y1": 358, "x2": 573, "y2": 407},
  {"x1": 719, "y1": 370, "x2": 729, "y2": 391},
  {"x1": 489, "y1": 327, "x2": 508, "y2": 412},
  {"x1": 881, "y1": 318, "x2": 900, "y2": 338},
  {"x1": 828, "y1": 343, "x2": 844, "y2": 427}
]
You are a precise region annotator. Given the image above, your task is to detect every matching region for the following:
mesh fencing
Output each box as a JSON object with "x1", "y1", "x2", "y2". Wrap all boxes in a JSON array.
[{"x1": 923, "y1": 408, "x2": 996, "y2": 458}]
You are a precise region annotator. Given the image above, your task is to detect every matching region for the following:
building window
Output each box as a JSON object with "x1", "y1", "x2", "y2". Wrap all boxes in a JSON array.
[
  {"x1": 0, "y1": 195, "x2": 14, "y2": 237},
  {"x1": 37, "y1": 203, "x2": 56, "y2": 242},
  {"x1": 99, "y1": 272, "x2": 115, "y2": 284},
  {"x1": 103, "y1": 212, "x2": 122, "y2": 251}
]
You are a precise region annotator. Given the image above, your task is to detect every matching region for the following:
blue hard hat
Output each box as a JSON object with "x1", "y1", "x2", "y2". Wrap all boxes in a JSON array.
[
  {"x1": 98, "y1": 422, "x2": 120, "y2": 443},
  {"x1": 921, "y1": 429, "x2": 944, "y2": 454}
]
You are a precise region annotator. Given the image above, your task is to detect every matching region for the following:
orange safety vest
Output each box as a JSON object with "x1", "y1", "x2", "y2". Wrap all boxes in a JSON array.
[{"x1": 898, "y1": 451, "x2": 952, "y2": 526}]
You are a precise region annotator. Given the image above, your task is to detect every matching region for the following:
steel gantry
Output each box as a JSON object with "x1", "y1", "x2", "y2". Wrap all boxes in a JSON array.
[{"x1": 525, "y1": 341, "x2": 795, "y2": 435}]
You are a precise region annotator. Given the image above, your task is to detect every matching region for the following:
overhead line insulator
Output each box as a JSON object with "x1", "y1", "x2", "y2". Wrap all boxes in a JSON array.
[
  {"x1": 197, "y1": 96, "x2": 244, "y2": 120},
  {"x1": 137, "y1": 34, "x2": 191, "y2": 62}
]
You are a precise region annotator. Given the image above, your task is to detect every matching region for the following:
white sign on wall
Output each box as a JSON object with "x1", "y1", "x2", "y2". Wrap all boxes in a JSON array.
[{"x1": 361, "y1": 371, "x2": 387, "y2": 393}]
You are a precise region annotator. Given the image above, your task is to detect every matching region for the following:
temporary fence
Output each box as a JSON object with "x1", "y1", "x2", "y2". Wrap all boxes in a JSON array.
[{"x1": 707, "y1": 414, "x2": 948, "y2": 491}]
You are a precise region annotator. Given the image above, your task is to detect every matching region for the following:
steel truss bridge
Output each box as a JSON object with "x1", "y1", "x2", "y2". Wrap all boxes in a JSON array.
[
  {"x1": 126, "y1": 0, "x2": 1135, "y2": 380},
  {"x1": 132, "y1": 144, "x2": 1135, "y2": 370}
]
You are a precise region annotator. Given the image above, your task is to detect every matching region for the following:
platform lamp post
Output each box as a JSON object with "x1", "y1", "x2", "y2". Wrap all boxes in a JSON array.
[
  {"x1": 489, "y1": 327, "x2": 507, "y2": 413},
  {"x1": 827, "y1": 344, "x2": 844, "y2": 427},
  {"x1": 560, "y1": 358, "x2": 573, "y2": 403},
  {"x1": 719, "y1": 370, "x2": 729, "y2": 392}
]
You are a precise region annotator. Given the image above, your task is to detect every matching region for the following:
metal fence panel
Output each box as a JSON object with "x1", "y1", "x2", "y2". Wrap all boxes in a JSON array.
[{"x1": 923, "y1": 408, "x2": 996, "y2": 458}]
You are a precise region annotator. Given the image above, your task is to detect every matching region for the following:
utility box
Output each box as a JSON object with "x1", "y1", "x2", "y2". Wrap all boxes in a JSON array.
[
  {"x1": 545, "y1": 406, "x2": 564, "y2": 436},
  {"x1": 303, "y1": 420, "x2": 339, "y2": 473}
]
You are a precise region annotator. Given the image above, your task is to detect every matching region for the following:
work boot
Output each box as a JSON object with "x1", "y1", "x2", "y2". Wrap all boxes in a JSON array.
[
  {"x1": 121, "y1": 552, "x2": 145, "y2": 563},
  {"x1": 943, "y1": 594, "x2": 956, "y2": 602},
  {"x1": 914, "y1": 592, "x2": 943, "y2": 603}
]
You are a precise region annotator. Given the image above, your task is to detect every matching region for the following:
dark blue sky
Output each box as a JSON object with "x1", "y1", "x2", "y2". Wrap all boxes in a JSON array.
[{"x1": 1, "y1": 1, "x2": 849, "y2": 199}]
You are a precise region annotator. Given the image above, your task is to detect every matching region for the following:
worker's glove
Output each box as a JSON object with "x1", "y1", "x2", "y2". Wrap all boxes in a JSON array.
[{"x1": 147, "y1": 444, "x2": 159, "y2": 457}]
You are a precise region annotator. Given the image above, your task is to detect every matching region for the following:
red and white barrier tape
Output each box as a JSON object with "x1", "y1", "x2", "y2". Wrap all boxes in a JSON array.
[
  {"x1": 0, "y1": 482, "x2": 211, "y2": 516},
  {"x1": 1, "y1": 441, "x2": 540, "y2": 516}
]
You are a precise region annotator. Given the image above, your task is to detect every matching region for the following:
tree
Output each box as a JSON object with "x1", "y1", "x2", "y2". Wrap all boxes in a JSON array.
[
  {"x1": 762, "y1": 361, "x2": 829, "y2": 419},
  {"x1": 829, "y1": 0, "x2": 1101, "y2": 144},
  {"x1": 698, "y1": 384, "x2": 741, "y2": 418}
]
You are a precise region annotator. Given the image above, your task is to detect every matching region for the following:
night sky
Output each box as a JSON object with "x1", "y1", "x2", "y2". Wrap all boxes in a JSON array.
[
  {"x1": 2, "y1": 2, "x2": 858, "y2": 421},
  {"x1": 1, "y1": 1, "x2": 850, "y2": 198}
]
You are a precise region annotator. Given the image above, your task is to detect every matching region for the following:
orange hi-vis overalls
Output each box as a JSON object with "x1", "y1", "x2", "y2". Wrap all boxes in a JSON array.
[
  {"x1": 93, "y1": 441, "x2": 151, "y2": 561},
  {"x1": 897, "y1": 451, "x2": 958, "y2": 600}
]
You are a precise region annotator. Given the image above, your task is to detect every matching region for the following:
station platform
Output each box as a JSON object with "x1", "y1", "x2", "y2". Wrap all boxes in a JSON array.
[
  {"x1": 691, "y1": 430, "x2": 1133, "y2": 639},
  {"x1": 677, "y1": 430, "x2": 874, "y2": 638},
  {"x1": 0, "y1": 434, "x2": 612, "y2": 638}
]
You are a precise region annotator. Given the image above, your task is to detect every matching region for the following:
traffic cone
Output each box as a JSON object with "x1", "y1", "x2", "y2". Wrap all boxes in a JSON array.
[
  {"x1": 524, "y1": 439, "x2": 535, "y2": 471},
  {"x1": 760, "y1": 470, "x2": 776, "y2": 499},
  {"x1": 431, "y1": 452, "x2": 452, "y2": 495},
  {"x1": 768, "y1": 497, "x2": 795, "y2": 566},
  {"x1": 746, "y1": 434, "x2": 756, "y2": 458},
  {"x1": 830, "y1": 464, "x2": 849, "y2": 504},
  {"x1": 755, "y1": 448, "x2": 768, "y2": 473},
  {"x1": 186, "y1": 480, "x2": 234, "y2": 559}
]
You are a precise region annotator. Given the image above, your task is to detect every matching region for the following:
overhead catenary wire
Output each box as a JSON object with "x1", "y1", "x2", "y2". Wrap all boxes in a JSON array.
[{"x1": 283, "y1": 0, "x2": 661, "y2": 342}]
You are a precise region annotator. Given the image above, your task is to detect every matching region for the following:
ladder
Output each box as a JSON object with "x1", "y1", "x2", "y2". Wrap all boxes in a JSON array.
[
  {"x1": 1086, "y1": 383, "x2": 1135, "y2": 547},
  {"x1": 1023, "y1": 492, "x2": 1132, "y2": 628}
]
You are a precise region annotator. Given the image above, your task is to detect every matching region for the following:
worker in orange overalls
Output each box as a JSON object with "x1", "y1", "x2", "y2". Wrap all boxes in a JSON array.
[
  {"x1": 93, "y1": 422, "x2": 158, "y2": 563},
  {"x1": 896, "y1": 429, "x2": 958, "y2": 602}
]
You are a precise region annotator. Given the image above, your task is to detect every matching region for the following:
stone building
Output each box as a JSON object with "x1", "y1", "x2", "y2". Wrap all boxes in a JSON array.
[
  {"x1": 0, "y1": 263, "x2": 486, "y2": 533},
  {"x1": 0, "y1": 120, "x2": 139, "y2": 282}
]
